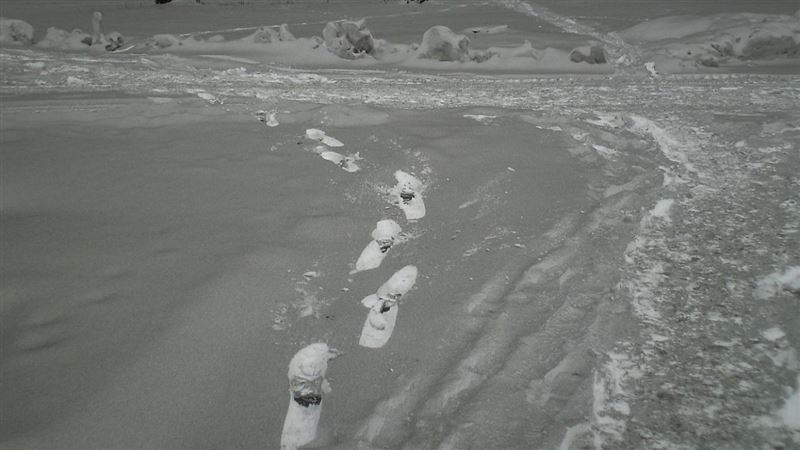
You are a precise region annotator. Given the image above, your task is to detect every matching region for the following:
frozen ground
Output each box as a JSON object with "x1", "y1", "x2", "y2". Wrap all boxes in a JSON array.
[{"x1": 1, "y1": 1, "x2": 799, "y2": 449}]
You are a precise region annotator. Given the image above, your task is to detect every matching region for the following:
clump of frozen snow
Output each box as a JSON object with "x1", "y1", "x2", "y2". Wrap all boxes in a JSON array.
[
  {"x1": 755, "y1": 266, "x2": 800, "y2": 300},
  {"x1": 417, "y1": 26, "x2": 471, "y2": 62},
  {"x1": 322, "y1": 19, "x2": 375, "y2": 59},
  {"x1": 778, "y1": 375, "x2": 800, "y2": 430},
  {"x1": 0, "y1": 17, "x2": 34, "y2": 45},
  {"x1": 620, "y1": 12, "x2": 800, "y2": 71},
  {"x1": 569, "y1": 44, "x2": 607, "y2": 64}
]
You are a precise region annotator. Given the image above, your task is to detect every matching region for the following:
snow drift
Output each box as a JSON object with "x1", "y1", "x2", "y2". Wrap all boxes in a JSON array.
[{"x1": 621, "y1": 12, "x2": 800, "y2": 70}]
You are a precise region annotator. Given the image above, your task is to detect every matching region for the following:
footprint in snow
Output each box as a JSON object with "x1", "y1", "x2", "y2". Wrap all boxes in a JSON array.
[
  {"x1": 189, "y1": 90, "x2": 221, "y2": 104},
  {"x1": 256, "y1": 110, "x2": 279, "y2": 127},
  {"x1": 359, "y1": 265, "x2": 418, "y2": 349},
  {"x1": 314, "y1": 146, "x2": 362, "y2": 173},
  {"x1": 391, "y1": 170, "x2": 426, "y2": 221},
  {"x1": 351, "y1": 219, "x2": 402, "y2": 274},
  {"x1": 305, "y1": 128, "x2": 343, "y2": 147},
  {"x1": 281, "y1": 343, "x2": 341, "y2": 450}
]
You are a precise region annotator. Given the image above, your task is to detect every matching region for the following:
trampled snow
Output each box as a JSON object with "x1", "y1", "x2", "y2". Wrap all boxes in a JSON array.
[{"x1": 1, "y1": 1, "x2": 799, "y2": 449}]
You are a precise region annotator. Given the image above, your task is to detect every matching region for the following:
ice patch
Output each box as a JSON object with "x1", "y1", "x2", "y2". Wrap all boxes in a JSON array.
[
  {"x1": 464, "y1": 25, "x2": 510, "y2": 35},
  {"x1": 755, "y1": 266, "x2": 800, "y2": 300},
  {"x1": 628, "y1": 115, "x2": 698, "y2": 175},
  {"x1": 592, "y1": 352, "x2": 636, "y2": 447},
  {"x1": 763, "y1": 327, "x2": 786, "y2": 342},
  {"x1": 464, "y1": 114, "x2": 497, "y2": 124},
  {"x1": 592, "y1": 144, "x2": 618, "y2": 159},
  {"x1": 648, "y1": 199, "x2": 675, "y2": 223},
  {"x1": 644, "y1": 61, "x2": 658, "y2": 76}
]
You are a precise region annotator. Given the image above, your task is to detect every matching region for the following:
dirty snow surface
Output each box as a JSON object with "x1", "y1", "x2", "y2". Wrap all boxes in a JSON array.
[{"x1": 1, "y1": 1, "x2": 799, "y2": 449}]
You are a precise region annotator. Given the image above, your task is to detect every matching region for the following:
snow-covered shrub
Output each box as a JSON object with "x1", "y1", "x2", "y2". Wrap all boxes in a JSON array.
[
  {"x1": 244, "y1": 24, "x2": 295, "y2": 44},
  {"x1": 36, "y1": 27, "x2": 93, "y2": 50},
  {"x1": 569, "y1": 45, "x2": 607, "y2": 64},
  {"x1": 0, "y1": 18, "x2": 34, "y2": 45},
  {"x1": 417, "y1": 26, "x2": 470, "y2": 62},
  {"x1": 322, "y1": 19, "x2": 374, "y2": 59}
]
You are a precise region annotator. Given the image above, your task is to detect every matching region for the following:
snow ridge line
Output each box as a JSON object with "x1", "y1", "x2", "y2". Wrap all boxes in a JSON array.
[{"x1": 494, "y1": 0, "x2": 642, "y2": 70}]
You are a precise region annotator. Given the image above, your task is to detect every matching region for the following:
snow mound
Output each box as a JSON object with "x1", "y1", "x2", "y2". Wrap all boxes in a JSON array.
[
  {"x1": 569, "y1": 45, "x2": 607, "y2": 64},
  {"x1": 621, "y1": 12, "x2": 800, "y2": 70},
  {"x1": 417, "y1": 25, "x2": 470, "y2": 62},
  {"x1": 36, "y1": 27, "x2": 93, "y2": 50},
  {"x1": 322, "y1": 19, "x2": 375, "y2": 59},
  {"x1": 0, "y1": 18, "x2": 34, "y2": 45},
  {"x1": 243, "y1": 24, "x2": 295, "y2": 44}
]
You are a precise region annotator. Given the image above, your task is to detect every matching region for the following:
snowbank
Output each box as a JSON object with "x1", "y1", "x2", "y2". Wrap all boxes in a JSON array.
[
  {"x1": 21, "y1": 17, "x2": 606, "y2": 73},
  {"x1": 621, "y1": 12, "x2": 800, "y2": 70},
  {"x1": 0, "y1": 17, "x2": 34, "y2": 45}
]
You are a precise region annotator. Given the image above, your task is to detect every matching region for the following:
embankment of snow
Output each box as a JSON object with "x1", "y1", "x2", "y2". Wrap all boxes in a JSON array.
[
  {"x1": 0, "y1": 17, "x2": 34, "y2": 45},
  {"x1": 621, "y1": 12, "x2": 800, "y2": 71}
]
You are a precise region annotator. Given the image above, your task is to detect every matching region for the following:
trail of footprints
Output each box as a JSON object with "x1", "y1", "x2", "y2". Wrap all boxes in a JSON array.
[{"x1": 281, "y1": 127, "x2": 425, "y2": 449}]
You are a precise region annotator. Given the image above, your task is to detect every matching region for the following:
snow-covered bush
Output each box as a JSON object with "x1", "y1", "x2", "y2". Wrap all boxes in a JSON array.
[
  {"x1": 322, "y1": 19, "x2": 374, "y2": 59},
  {"x1": 569, "y1": 45, "x2": 607, "y2": 64},
  {"x1": 243, "y1": 24, "x2": 295, "y2": 44},
  {"x1": 0, "y1": 18, "x2": 34, "y2": 45},
  {"x1": 417, "y1": 26, "x2": 470, "y2": 62}
]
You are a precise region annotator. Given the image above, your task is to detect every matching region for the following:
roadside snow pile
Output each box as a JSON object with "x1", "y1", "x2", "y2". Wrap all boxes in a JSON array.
[
  {"x1": 621, "y1": 12, "x2": 800, "y2": 70},
  {"x1": 0, "y1": 18, "x2": 34, "y2": 45},
  {"x1": 322, "y1": 19, "x2": 375, "y2": 59}
]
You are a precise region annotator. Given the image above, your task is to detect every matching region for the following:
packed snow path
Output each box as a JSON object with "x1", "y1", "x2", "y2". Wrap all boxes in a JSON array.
[{"x1": 1, "y1": 45, "x2": 799, "y2": 449}]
